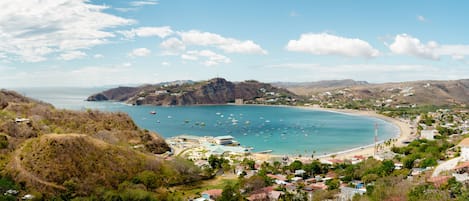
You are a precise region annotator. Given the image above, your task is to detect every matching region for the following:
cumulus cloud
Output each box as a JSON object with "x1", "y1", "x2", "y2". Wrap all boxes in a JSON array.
[
  {"x1": 179, "y1": 30, "x2": 267, "y2": 55},
  {"x1": 161, "y1": 61, "x2": 170, "y2": 66},
  {"x1": 0, "y1": 0, "x2": 134, "y2": 62},
  {"x1": 160, "y1": 37, "x2": 186, "y2": 55},
  {"x1": 389, "y1": 34, "x2": 438, "y2": 60},
  {"x1": 286, "y1": 33, "x2": 379, "y2": 58},
  {"x1": 128, "y1": 48, "x2": 151, "y2": 57},
  {"x1": 182, "y1": 50, "x2": 231, "y2": 66},
  {"x1": 59, "y1": 51, "x2": 87, "y2": 61},
  {"x1": 388, "y1": 34, "x2": 469, "y2": 61},
  {"x1": 119, "y1": 26, "x2": 173, "y2": 39}
]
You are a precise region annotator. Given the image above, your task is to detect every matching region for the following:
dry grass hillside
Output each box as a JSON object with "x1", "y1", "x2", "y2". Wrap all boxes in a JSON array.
[
  {"x1": 0, "y1": 89, "x2": 204, "y2": 197},
  {"x1": 6, "y1": 134, "x2": 199, "y2": 195},
  {"x1": 276, "y1": 79, "x2": 469, "y2": 106},
  {"x1": 0, "y1": 89, "x2": 169, "y2": 154}
]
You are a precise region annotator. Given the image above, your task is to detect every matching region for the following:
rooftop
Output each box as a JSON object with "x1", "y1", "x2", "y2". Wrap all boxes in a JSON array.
[{"x1": 214, "y1": 135, "x2": 234, "y2": 140}]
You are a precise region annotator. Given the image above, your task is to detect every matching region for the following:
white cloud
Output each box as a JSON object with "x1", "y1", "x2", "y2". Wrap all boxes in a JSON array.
[
  {"x1": 160, "y1": 37, "x2": 186, "y2": 55},
  {"x1": 179, "y1": 30, "x2": 267, "y2": 55},
  {"x1": 389, "y1": 34, "x2": 469, "y2": 61},
  {"x1": 115, "y1": 7, "x2": 137, "y2": 12},
  {"x1": 389, "y1": 34, "x2": 438, "y2": 60},
  {"x1": 181, "y1": 54, "x2": 198, "y2": 61},
  {"x1": 59, "y1": 51, "x2": 87, "y2": 61},
  {"x1": 122, "y1": 62, "x2": 132, "y2": 67},
  {"x1": 452, "y1": 55, "x2": 465, "y2": 61},
  {"x1": 93, "y1": 54, "x2": 104, "y2": 59},
  {"x1": 128, "y1": 48, "x2": 151, "y2": 57},
  {"x1": 436, "y1": 45, "x2": 469, "y2": 58},
  {"x1": 161, "y1": 61, "x2": 170, "y2": 66},
  {"x1": 0, "y1": 0, "x2": 134, "y2": 62},
  {"x1": 119, "y1": 26, "x2": 173, "y2": 39},
  {"x1": 130, "y1": 0, "x2": 158, "y2": 7},
  {"x1": 182, "y1": 50, "x2": 231, "y2": 66},
  {"x1": 417, "y1": 15, "x2": 426, "y2": 22},
  {"x1": 286, "y1": 33, "x2": 379, "y2": 58}
]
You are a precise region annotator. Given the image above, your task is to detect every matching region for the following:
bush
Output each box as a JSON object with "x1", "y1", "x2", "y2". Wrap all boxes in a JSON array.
[
  {"x1": 0, "y1": 135, "x2": 8, "y2": 149},
  {"x1": 132, "y1": 171, "x2": 159, "y2": 190},
  {"x1": 420, "y1": 158, "x2": 437, "y2": 168},
  {"x1": 325, "y1": 179, "x2": 340, "y2": 190}
]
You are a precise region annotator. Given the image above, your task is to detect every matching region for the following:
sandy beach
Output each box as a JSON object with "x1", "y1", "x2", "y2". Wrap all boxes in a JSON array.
[{"x1": 252, "y1": 106, "x2": 416, "y2": 162}]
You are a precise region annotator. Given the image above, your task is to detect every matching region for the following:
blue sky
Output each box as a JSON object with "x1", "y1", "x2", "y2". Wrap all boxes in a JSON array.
[{"x1": 1, "y1": 0, "x2": 469, "y2": 87}]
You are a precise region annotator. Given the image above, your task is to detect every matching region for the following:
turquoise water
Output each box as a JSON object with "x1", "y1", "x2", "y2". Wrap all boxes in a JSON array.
[{"x1": 14, "y1": 87, "x2": 399, "y2": 155}]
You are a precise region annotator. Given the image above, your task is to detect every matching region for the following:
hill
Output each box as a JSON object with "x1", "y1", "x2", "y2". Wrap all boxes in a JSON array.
[
  {"x1": 0, "y1": 89, "x2": 203, "y2": 198},
  {"x1": 6, "y1": 134, "x2": 200, "y2": 196},
  {"x1": 0, "y1": 89, "x2": 169, "y2": 154},
  {"x1": 274, "y1": 79, "x2": 469, "y2": 107},
  {"x1": 87, "y1": 78, "x2": 300, "y2": 105}
]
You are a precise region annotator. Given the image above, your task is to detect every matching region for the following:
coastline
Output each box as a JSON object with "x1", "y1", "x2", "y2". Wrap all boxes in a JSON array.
[{"x1": 252, "y1": 106, "x2": 415, "y2": 162}]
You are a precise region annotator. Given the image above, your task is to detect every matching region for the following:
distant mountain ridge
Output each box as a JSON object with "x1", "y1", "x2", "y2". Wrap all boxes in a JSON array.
[
  {"x1": 87, "y1": 78, "x2": 300, "y2": 105},
  {"x1": 276, "y1": 79, "x2": 469, "y2": 106},
  {"x1": 272, "y1": 79, "x2": 369, "y2": 88}
]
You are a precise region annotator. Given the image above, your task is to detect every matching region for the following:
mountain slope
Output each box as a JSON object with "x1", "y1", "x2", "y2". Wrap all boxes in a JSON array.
[
  {"x1": 7, "y1": 134, "x2": 200, "y2": 195},
  {"x1": 0, "y1": 89, "x2": 202, "y2": 197},
  {"x1": 282, "y1": 79, "x2": 469, "y2": 106},
  {"x1": 87, "y1": 78, "x2": 300, "y2": 105}
]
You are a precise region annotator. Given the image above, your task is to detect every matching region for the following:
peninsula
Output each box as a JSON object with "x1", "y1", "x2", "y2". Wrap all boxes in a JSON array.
[{"x1": 87, "y1": 78, "x2": 300, "y2": 106}]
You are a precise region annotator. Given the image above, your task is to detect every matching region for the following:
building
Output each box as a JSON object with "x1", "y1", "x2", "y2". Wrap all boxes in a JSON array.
[
  {"x1": 339, "y1": 187, "x2": 366, "y2": 201},
  {"x1": 235, "y1": 98, "x2": 244, "y2": 105},
  {"x1": 420, "y1": 129, "x2": 437, "y2": 140},
  {"x1": 214, "y1": 135, "x2": 234, "y2": 145},
  {"x1": 201, "y1": 189, "x2": 222, "y2": 201},
  {"x1": 459, "y1": 138, "x2": 469, "y2": 161}
]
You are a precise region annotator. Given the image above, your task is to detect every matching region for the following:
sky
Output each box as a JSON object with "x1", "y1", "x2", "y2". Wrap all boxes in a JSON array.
[{"x1": 1, "y1": 0, "x2": 469, "y2": 87}]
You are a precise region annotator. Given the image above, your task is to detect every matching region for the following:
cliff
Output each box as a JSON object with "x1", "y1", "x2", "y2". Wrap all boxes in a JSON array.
[{"x1": 87, "y1": 78, "x2": 300, "y2": 106}]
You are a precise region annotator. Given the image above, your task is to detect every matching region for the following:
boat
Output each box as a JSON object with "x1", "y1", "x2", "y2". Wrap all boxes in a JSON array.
[
  {"x1": 258, "y1": 150, "x2": 273, "y2": 154},
  {"x1": 150, "y1": 111, "x2": 157, "y2": 115}
]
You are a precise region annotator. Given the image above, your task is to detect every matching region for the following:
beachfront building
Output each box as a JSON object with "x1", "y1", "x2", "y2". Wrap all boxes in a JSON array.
[
  {"x1": 214, "y1": 135, "x2": 234, "y2": 145},
  {"x1": 459, "y1": 138, "x2": 469, "y2": 161}
]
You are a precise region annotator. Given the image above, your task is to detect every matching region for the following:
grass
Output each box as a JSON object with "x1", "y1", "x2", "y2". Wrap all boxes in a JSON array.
[{"x1": 171, "y1": 175, "x2": 237, "y2": 198}]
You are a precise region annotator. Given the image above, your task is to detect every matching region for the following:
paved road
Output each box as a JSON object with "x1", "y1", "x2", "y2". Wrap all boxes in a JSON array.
[{"x1": 432, "y1": 156, "x2": 461, "y2": 177}]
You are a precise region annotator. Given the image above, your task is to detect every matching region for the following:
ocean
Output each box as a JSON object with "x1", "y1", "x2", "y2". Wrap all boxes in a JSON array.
[{"x1": 13, "y1": 87, "x2": 399, "y2": 156}]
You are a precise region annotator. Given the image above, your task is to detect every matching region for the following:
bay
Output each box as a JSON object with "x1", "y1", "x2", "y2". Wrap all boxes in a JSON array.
[{"x1": 13, "y1": 87, "x2": 399, "y2": 155}]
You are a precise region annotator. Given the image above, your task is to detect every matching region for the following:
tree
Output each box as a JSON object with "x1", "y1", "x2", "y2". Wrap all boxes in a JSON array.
[
  {"x1": 420, "y1": 158, "x2": 437, "y2": 168},
  {"x1": 379, "y1": 160, "x2": 395, "y2": 176},
  {"x1": 242, "y1": 175, "x2": 266, "y2": 193},
  {"x1": 218, "y1": 183, "x2": 242, "y2": 201},
  {"x1": 325, "y1": 179, "x2": 340, "y2": 190},
  {"x1": 133, "y1": 170, "x2": 159, "y2": 190},
  {"x1": 288, "y1": 160, "x2": 303, "y2": 172},
  {"x1": 242, "y1": 158, "x2": 256, "y2": 170}
]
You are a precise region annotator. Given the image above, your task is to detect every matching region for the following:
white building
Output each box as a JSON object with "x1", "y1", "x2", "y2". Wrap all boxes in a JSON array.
[
  {"x1": 421, "y1": 129, "x2": 438, "y2": 140},
  {"x1": 459, "y1": 138, "x2": 469, "y2": 161},
  {"x1": 214, "y1": 135, "x2": 234, "y2": 145}
]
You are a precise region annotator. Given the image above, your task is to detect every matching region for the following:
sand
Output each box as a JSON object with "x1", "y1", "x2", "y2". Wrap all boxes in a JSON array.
[{"x1": 252, "y1": 106, "x2": 416, "y2": 162}]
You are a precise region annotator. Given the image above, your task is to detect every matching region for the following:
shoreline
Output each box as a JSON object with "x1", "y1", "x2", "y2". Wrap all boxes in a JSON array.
[{"x1": 252, "y1": 106, "x2": 415, "y2": 162}]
